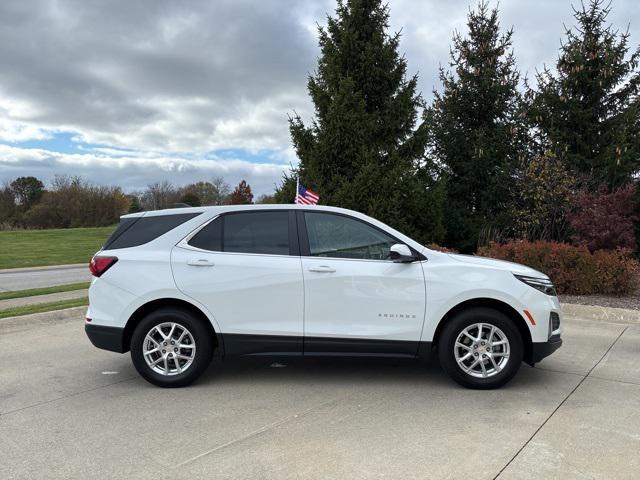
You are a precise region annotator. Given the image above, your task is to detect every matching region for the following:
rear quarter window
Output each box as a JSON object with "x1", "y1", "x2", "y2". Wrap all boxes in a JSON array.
[
  {"x1": 104, "y1": 213, "x2": 201, "y2": 249},
  {"x1": 188, "y1": 216, "x2": 222, "y2": 251}
]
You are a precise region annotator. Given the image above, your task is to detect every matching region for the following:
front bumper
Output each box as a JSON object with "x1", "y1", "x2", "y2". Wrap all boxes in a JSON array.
[
  {"x1": 527, "y1": 335, "x2": 562, "y2": 366},
  {"x1": 85, "y1": 323, "x2": 126, "y2": 353}
]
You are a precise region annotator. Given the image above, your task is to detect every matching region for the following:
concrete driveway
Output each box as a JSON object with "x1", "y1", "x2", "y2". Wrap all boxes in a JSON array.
[{"x1": 0, "y1": 310, "x2": 638, "y2": 479}]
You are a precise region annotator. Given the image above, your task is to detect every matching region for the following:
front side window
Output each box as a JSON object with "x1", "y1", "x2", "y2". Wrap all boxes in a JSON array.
[
  {"x1": 189, "y1": 211, "x2": 290, "y2": 255},
  {"x1": 304, "y1": 212, "x2": 396, "y2": 260}
]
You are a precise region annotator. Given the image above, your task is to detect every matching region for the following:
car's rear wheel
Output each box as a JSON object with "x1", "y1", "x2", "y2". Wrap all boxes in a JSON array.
[
  {"x1": 438, "y1": 307, "x2": 523, "y2": 389},
  {"x1": 130, "y1": 308, "x2": 214, "y2": 387}
]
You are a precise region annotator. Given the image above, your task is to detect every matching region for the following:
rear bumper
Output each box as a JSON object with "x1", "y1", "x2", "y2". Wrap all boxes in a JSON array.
[
  {"x1": 528, "y1": 336, "x2": 562, "y2": 365},
  {"x1": 85, "y1": 323, "x2": 126, "y2": 353}
]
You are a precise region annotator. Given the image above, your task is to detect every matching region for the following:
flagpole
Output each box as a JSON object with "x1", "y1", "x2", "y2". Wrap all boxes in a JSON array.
[{"x1": 295, "y1": 174, "x2": 299, "y2": 204}]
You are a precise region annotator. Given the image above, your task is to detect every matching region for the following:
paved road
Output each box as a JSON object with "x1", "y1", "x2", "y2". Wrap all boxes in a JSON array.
[
  {"x1": 0, "y1": 311, "x2": 638, "y2": 479},
  {"x1": 0, "y1": 264, "x2": 90, "y2": 292}
]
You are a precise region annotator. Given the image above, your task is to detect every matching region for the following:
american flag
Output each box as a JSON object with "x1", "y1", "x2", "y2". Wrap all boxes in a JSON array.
[{"x1": 295, "y1": 183, "x2": 319, "y2": 205}]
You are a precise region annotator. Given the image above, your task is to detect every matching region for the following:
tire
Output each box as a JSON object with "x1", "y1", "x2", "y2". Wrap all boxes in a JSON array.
[
  {"x1": 130, "y1": 307, "x2": 214, "y2": 387},
  {"x1": 438, "y1": 307, "x2": 523, "y2": 389}
]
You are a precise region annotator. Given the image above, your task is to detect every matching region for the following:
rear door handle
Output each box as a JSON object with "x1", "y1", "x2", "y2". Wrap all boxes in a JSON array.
[
  {"x1": 187, "y1": 258, "x2": 215, "y2": 267},
  {"x1": 308, "y1": 265, "x2": 336, "y2": 273}
]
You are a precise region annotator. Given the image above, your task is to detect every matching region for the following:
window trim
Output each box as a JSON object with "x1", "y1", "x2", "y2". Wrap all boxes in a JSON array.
[
  {"x1": 178, "y1": 209, "x2": 299, "y2": 257},
  {"x1": 296, "y1": 210, "x2": 425, "y2": 262}
]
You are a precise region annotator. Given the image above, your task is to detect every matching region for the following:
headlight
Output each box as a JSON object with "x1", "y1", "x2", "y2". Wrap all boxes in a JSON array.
[{"x1": 514, "y1": 274, "x2": 557, "y2": 296}]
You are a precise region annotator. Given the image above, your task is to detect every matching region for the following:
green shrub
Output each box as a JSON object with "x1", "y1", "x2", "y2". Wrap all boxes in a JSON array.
[{"x1": 478, "y1": 241, "x2": 639, "y2": 295}]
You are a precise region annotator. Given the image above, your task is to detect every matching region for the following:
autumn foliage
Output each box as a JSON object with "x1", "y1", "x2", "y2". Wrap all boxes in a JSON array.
[
  {"x1": 229, "y1": 180, "x2": 254, "y2": 205},
  {"x1": 479, "y1": 241, "x2": 639, "y2": 295},
  {"x1": 567, "y1": 185, "x2": 637, "y2": 252}
]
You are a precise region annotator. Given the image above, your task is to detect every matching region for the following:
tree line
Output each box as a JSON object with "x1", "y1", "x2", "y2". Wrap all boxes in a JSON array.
[
  {"x1": 1, "y1": 0, "x2": 638, "y2": 256},
  {"x1": 0, "y1": 175, "x2": 270, "y2": 229},
  {"x1": 274, "y1": 0, "x2": 640, "y2": 253}
]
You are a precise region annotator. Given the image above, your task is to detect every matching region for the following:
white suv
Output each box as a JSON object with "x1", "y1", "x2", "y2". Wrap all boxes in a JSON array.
[{"x1": 86, "y1": 205, "x2": 562, "y2": 389}]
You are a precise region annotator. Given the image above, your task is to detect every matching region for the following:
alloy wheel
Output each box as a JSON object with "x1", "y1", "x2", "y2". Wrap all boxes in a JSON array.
[
  {"x1": 142, "y1": 322, "x2": 196, "y2": 376},
  {"x1": 453, "y1": 322, "x2": 510, "y2": 378}
]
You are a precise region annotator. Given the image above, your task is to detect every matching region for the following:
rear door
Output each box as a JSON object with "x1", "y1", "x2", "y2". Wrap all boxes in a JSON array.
[
  {"x1": 171, "y1": 210, "x2": 304, "y2": 355},
  {"x1": 299, "y1": 211, "x2": 426, "y2": 356}
]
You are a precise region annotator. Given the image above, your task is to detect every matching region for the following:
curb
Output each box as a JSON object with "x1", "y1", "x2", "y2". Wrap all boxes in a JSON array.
[
  {"x1": 0, "y1": 306, "x2": 86, "y2": 332},
  {"x1": 561, "y1": 302, "x2": 640, "y2": 325},
  {"x1": 0, "y1": 289, "x2": 88, "y2": 310},
  {"x1": 0, "y1": 263, "x2": 87, "y2": 274}
]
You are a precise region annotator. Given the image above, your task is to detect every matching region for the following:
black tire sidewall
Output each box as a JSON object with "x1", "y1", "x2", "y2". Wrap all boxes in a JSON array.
[
  {"x1": 130, "y1": 308, "x2": 214, "y2": 387},
  {"x1": 438, "y1": 307, "x2": 523, "y2": 389}
]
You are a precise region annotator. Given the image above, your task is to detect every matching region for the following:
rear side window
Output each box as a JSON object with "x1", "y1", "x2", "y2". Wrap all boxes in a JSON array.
[
  {"x1": 104, "y1": 213, "x2": 201, "y2": 249},
  {"x1": 188, "y1": 211, "x2": 290, "y2": 255},
  {"x1": 225, "y1": 212, "x2": 289, "y2": 255}
]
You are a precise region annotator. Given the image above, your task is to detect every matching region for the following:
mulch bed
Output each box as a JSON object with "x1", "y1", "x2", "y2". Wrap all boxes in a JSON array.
[{"x1": 560, "y1": 293, "x2": 640, "y2": 310}]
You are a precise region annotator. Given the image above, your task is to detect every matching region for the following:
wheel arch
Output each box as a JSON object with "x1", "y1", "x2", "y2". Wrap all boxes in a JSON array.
[
  {"x1": 431, "y1": 298, "x2": 532, "y2": 362},
  {"x1": 123, "y1": 298, "x2": 223, "y2": 355}
]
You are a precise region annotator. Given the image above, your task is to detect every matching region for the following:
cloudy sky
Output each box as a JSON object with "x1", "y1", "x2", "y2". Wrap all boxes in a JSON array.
[{"x1": 0, "y1": 0, "x2": 638, "y2": 195}]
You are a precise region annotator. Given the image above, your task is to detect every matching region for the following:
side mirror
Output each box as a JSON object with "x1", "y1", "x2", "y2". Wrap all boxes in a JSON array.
[{"x1": 389, "y1": 244, "x2": 416, "y2": 263}]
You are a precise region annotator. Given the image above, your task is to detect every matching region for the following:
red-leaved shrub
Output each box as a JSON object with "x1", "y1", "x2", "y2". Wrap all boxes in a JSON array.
[
  {"x1": 567, "y1": 185, "x2": 637, "y2": 252},
  {"x1": 425, "y1": 243, "x2": 458, "y2": 253},
  {"x1": 478, "y1": 241, "x2": 639, "y2": 295}
]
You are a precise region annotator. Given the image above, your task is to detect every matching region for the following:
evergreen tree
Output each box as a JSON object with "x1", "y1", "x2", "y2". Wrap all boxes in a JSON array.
[
  {"x1": 426, "y1": 2, "x2": 525, "y2": 252},
  {"x1": 274, "y1": 169, "x2": 297, "y2": 204},
  {"x1": 127, "y1": 194, "x2": 142, "y2": 214},
  {"x1": 530, "y1": 0, "x2": 640, "y2": 189},
  {"x1": 275, "y1": 0, "x2": 444, "y2": 243}
]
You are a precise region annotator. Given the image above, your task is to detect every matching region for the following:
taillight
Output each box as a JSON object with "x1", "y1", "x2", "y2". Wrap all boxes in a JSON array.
[{"x1": 89, "y1": 256, "x2": 118, "y2": 277}]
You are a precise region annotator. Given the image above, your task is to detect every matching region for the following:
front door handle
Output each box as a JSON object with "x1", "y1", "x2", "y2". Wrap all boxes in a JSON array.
[
  {"x1": 187, "y1": 258, "x2": 215, "y2": 267},
  {"x1": 308, "y1": 265, "x2": 336, "y2": 273}
]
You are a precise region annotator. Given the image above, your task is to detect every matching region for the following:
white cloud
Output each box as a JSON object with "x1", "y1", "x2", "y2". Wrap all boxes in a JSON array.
[
  {"x1": 0, "y1": 144, "x2": 289, "y2": 195},
  {"x1": 0, "y1": 0, "x2": 637, "y2": 193},
  {"x1": 0, "y1": 118, "x2": 52, "y2": 142},
  {"x1": 0, "y1": 0, "x2": 319, "y2": 153}
]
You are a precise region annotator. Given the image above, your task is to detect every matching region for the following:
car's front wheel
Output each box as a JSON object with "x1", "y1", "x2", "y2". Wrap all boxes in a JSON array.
[
  {"x1": 438, "y1": 307, "x2": 523, "y2": 389},
  {"x1": 130, "y1": 308, "x2": 214, "y2": 387}
]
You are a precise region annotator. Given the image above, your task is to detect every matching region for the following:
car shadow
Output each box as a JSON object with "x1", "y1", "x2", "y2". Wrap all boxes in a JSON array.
[
  {"x1": 187, "y1": 355, "x2": 558, "y2": 390},
  {"x1": 196, "y1": 355, "x2": 441, "y2": 385}
]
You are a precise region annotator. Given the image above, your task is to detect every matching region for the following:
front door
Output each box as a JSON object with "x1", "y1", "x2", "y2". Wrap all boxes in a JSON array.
[
  {"x1": 172, "y1": 210, "x2": 304, "y2": 355},
  {"x1": 299, "y1": 211, "x2": 426, "y2": 356}
]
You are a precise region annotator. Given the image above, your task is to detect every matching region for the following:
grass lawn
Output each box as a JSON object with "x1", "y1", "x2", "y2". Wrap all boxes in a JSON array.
[
  {"x1": 0, "y1": 282, "x2": 90, "y2": 301},
  {"x1": 0, "y1": 297, "x2": 88, "y2": 319},
  {"x1": 0, "y1": 226, "x2": 115, "y2": 269}
]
